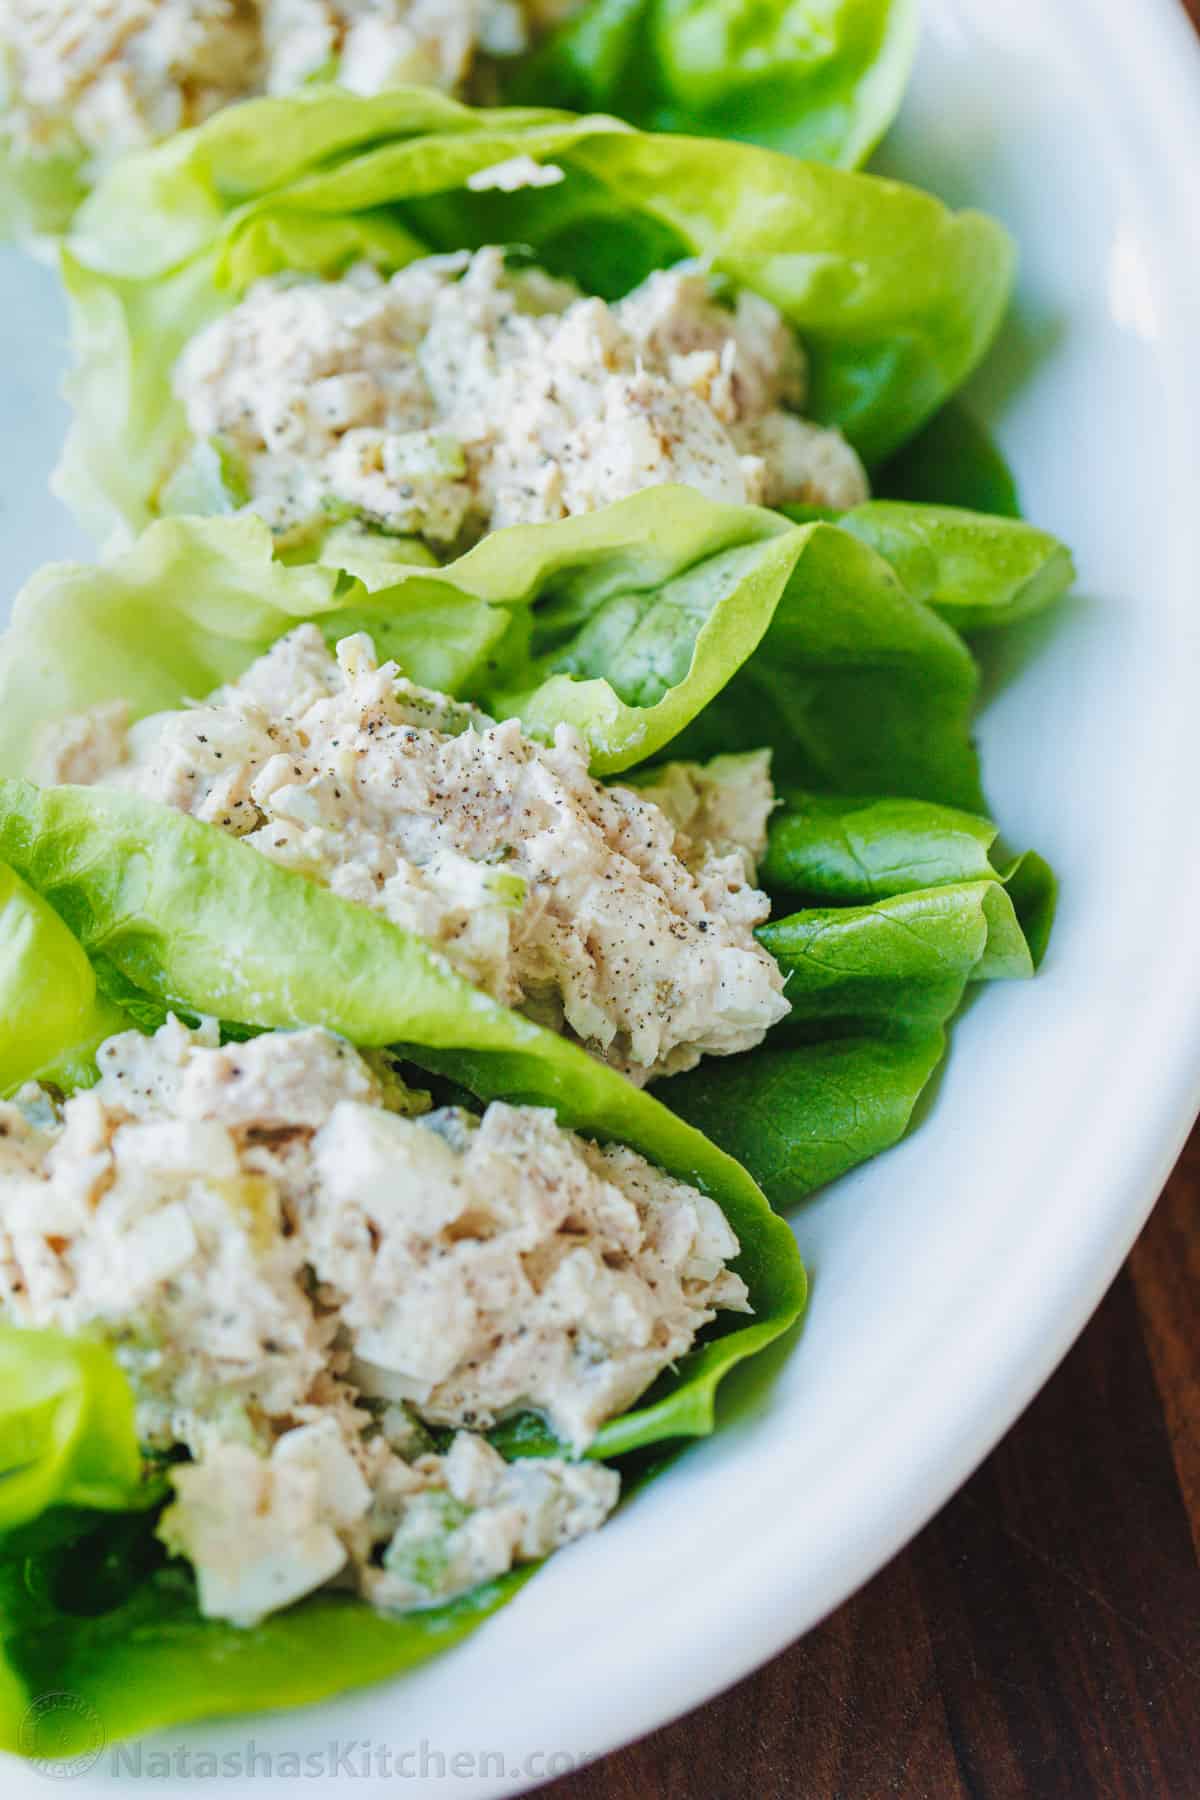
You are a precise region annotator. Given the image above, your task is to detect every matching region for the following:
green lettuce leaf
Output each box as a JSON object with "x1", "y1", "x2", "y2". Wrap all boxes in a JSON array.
[
  {"x1": 876, "y1": 397, "x2": 1023, "y2": 518},
  {"x1": 0, "y1": 1329, "x2": 153, "y2": 1533},
  {"x1": 664, "y1": 791, "x2": 1056, "y2": 1203},
  {"x1": 641, "y1": 517, "x2": 985, "y2": 806},
  {"x1": 0, "y1": 505, "x2": 989, "y2": 807},
  {"x1": 761, "y1": 789, "x2": 1057, "y2": 963},
  {"x1": 55, "y1": 86, "x2": 1014, "y2": 547},
  {"x1": 783, "y1": 500, "x2": 1075, "y2": 634},
  {"x1": 0, "y1": 141, "x2": 88, "y2": 242},
  {"x1": 0, "y1": 863, "x2": 127, "y2": 1095},
  {"x1": 504, "y1": 0, "x2": 919, "y2": 166},
  {"x1": 825, "y1": 502, "x2": 1075, "y2": 632},
  {"x1": 0, "y1": 1500, "x2": 532, "y2": 1756},
  {"x1": 666, "y1": 1027, "x2": 944, "y2": 1206},
  {"x1": 762, "y1": 880, "x2": 1034, "y2": 1028}
]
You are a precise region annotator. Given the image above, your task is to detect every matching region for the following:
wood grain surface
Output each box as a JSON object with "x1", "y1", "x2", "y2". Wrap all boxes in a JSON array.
[{"x1": 545, "y1": 9, "x2": 1200, "y2": 1793}]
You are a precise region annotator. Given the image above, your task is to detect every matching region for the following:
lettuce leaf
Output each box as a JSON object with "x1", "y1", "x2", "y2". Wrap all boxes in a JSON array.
[
  {"x1": 876, "y1": 397, "x2": 1024, "y2": 518},
  {"x1": 0, "y1": 1497, "x2": 532, "y2": 1757},
  {"x1": 56, "y1": 86, "x2": 1014, "y2": 547},
  {"x1": 0, "y1": 141, "x2": 88, "y2": 242},
  {"x1": 824, "y1": 502, "x2": 1075, "y2": 632},
  {"x1": 479, "y1": 503, "x2": 990, "y2": 802},
  {"x1": 0, "y1": 863, "x2": 127, "y2": 1095},
  {"x1": 663, "y1": 791, "x2": 1056, "y2": 1203},
  {"x1": 0, "y1": 1327, "x2": 161, "y2": 1750},
  {"x1": 761, "y1": 789, "x2": 1056, "y2": 962},
  {"x1": 762, "y1": 880, "x2": 1035, "y2": 1027},
  {"x1": 504, "y1": 0, "x2": 919, "y2": 167},
  {"x1": 0, "y1": 504, "x2": 993, "y2": 808},
  {"x1": 0, "y1": 776, "x2": 803, "y2": 1746},
  {"x1": 0, "y1": 1329, "x2": 153, "y2": 1533}
]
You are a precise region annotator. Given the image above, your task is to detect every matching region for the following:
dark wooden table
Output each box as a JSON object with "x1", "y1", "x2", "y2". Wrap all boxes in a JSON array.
[{"x1": 547, "y1": 8, "x2": 1200, "y2": 1791}]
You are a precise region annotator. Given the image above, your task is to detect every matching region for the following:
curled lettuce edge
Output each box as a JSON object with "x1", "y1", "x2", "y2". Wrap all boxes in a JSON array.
[
  {"x1": 0, "y1": 863, "x2": 128, "y2": 1094},
  {"x1": 53, "y1": 83, "x2": 1014, "y2": 550},
  {"x1": 504, "y1": 0, "x2": 921, "y2": 168},
  {"x1": 0, "y1": 1327, "x2": 153, "y2": 1532},
  {"x1": 822, "y1": 501, "x2": 1076, "y2": 633},
  {"x1": 663, "y1": 788, "x2": 1057, "y2": 1206},
  {"x1": 761, "y1": 788, "x2": 1057, "y2": 965}
]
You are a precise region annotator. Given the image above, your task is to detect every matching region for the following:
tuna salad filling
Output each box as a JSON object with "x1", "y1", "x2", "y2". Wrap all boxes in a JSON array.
[
  {"x1": 171, "y1": 248, "x2": 870, "y2": 547},
  {"x1": 0, "y1": 1017, "x2": 750, "y2": 1620},
  {"x1": 1, "y1": 2, "x2": 567, "y2": 161},
  {"x1": 37, "y1": 625, "x2": 792, "y2": 1083}
]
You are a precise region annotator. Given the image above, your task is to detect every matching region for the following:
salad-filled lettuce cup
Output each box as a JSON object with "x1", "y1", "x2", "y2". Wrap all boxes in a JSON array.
[
  {"x1": 1, "y1": 2, "x2": 917, "y2": 239},
  {"x1": 0, "y1": 843, "x2": 806, "y2": 1748},
  {"x1": 0, "y1": 504, "x2": 1060, "y2": 1201},
  {"x1": 52, "y1": 88, "x2": 1015, "y2": 554}
]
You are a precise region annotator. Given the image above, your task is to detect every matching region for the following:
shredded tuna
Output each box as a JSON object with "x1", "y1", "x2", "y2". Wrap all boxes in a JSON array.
[
  {"x1": 173, "y1": 248, "x2": 869, "y2": 547},
  {"x1": 36, "y1": 626, "x2": 791, "y2": 1083},
  {"x1": 0, "y1": 1017, "x2": 747, "y2": 1618},
  {"x1": 1, "y1": 2, "x2": 557, "y2": 159}
]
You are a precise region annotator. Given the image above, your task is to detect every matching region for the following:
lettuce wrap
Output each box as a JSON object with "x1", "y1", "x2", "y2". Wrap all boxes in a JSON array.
[
  {"x1": 0, "y1": 504, "x2": 1060, "y2": 1202},
  {"x1": 0, "y1": 840, "x2": 806, "y2": 1748},
  {"x1": 52, "y1": 86, "x2": 1015, "y2": 551},
  {"x1": 2, "y1": 2, "x2": 916, "y2": 241}
]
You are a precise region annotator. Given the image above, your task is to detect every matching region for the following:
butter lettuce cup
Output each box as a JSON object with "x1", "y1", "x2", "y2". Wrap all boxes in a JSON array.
[
  {"x1": 54, "y1": 88, "x2": 1015, "y2": 557},
  {"x1": 1, "y1": 2, "x2": 917, "y2": 238},
  {"x1": 0, "y1": 824, "x2": 805, "y2": 1749},
  {"x1": 1, "y1": 504, "x2": 1063, "y2": 1207}
]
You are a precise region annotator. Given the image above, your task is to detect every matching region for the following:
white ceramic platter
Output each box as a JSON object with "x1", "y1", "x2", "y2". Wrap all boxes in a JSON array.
[{"x1": 3, "y1": 1, "x2": 1200, "y2": 1793}]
